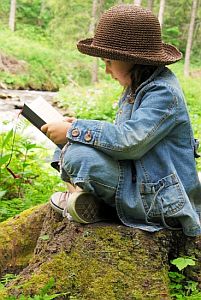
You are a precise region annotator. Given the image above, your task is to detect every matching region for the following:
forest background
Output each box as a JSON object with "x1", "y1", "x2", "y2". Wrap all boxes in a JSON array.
[{"x1": 0, "y1": 0, "x2": 201, "y2": 221}]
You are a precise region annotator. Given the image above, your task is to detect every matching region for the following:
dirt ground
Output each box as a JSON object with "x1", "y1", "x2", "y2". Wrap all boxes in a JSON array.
[
  {"x1": 0, "y1": 52, "x2": 26, "y2": 74},
  {"x1": 191, "y1": 69, "x2": 201, "y2": 78}
]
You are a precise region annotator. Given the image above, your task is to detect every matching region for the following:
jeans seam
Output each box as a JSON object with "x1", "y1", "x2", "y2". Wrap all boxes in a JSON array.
[{"x1": 69, "y1": 177, "x2": 117, "y2": 191}]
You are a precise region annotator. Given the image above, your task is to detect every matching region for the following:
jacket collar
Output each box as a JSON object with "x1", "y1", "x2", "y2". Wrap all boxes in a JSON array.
[{"x1": 134, "y1": 66, "x2": 166, "y2": 96}]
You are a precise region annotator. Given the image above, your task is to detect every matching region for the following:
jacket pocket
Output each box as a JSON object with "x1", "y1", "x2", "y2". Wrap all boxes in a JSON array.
[{"x1": 140, "y1": 173, "x2": 185, "y2": 218}]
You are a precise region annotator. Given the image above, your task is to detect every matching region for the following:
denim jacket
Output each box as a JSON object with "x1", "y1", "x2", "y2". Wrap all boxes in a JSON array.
[{"x1": 66, "y1": 66, "x2": 201, "y2": 236}]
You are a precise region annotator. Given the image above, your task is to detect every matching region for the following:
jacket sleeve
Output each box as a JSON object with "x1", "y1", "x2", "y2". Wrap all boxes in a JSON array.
[{"x1": 67, "y1": 84, "x2": 178, "y2": 160}]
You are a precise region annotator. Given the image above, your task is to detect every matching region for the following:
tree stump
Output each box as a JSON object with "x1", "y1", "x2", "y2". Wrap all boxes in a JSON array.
[{"x1": 0, "y1": 204, "x2": 200, "y2": 299}]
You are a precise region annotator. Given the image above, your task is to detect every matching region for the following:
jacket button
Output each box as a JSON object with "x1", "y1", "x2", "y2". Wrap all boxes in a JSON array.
[
  {"x1": 71, "y1": 128, "x2": 80, "y2": 137},
  {"x1": 128, "y1": 97, "x2": 134, "y2": 104},
  {"x1": 84, "y1": 131, "x2": 92, "y2": 142}
]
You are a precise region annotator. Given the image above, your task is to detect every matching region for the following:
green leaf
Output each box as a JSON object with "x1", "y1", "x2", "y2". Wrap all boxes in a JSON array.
[
  {"x1": 169, "y1": 271, "x2": 185, "y2": 282},
  {"x1": 0, "y1": 154, "x2": 11, "y2": 167},
  {"x1": 0, "y1": 190, "x2": 7, "y2": 199},
  {"x1": 39, "y1": 277, "x2": 55, "y2": 296},
  {"x1": 39, "y1": 234, "x2": 50, "y2": 241},
  {"x1": 24, "y1": 143, "x2": 38, "y2": 150},
  {"x1": 2, "y1": 129, "x2": 13, "y2": 148},
  {"x1": 171, "y1": 257, "x2": 196, "y2": 271},
  {"x1": 0, "y1": 282, "x2": 5, "y2": 290}
]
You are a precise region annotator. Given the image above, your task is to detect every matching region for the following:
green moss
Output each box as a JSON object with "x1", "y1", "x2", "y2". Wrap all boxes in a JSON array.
[
  {"x1": 1, "y1": 201, "x2": 200, "y2": 299},
  {"x1": 0, "y1": 204, "x2": 46, "y2": 276},
  {"x1": 0, "y1": 289, "x2": 8, "y2": 299},
  {"x1": 4, "y1": 226, "x2": 171, "y2": 299}
]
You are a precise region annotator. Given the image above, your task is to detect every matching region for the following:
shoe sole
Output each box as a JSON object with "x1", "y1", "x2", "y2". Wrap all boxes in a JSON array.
[
  {"x1": 67, "y1": 192, "x2": 103, "y2": 224},
  {"x1": 50, "y1": 197, "x2": 64, "y2": 214}
]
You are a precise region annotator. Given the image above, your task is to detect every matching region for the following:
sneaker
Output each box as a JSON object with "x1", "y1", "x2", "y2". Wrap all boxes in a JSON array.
[
  {"x1": 66, "y1": 191, "x2": 108, "y2": 224},
  {"x1": 50, "y1": 191, "x2": 109, "y2": 224},
  {"x1": 50, "y1": 191, "x2": 73, "y2": 220}
]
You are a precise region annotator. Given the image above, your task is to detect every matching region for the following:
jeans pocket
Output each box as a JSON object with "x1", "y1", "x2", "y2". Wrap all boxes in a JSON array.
[{"x1": 140, "y1": 174, "x2": 185, "y2": 219}]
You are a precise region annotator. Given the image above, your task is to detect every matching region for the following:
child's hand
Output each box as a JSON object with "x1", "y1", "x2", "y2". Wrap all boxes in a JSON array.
[
  {"x1": 41, "y1": 121, "x2": 73, "y2": 144},
  {"x1": 63, "y1": 116, "x2": 76, "y2": 123}
]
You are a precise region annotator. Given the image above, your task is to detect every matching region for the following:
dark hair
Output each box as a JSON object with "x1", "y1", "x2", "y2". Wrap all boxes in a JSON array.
[{"x1": 130, "y1": 65, "x2": 157, "y2": 94}]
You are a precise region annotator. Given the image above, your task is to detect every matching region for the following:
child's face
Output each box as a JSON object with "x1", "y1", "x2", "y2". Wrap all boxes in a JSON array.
[{"x1": 103, "y1": 59, "x2": 134, "y2": 87}]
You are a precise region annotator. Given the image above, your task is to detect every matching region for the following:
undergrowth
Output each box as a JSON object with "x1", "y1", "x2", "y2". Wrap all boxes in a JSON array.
[
  {"x1": 0, "y1": 124, "x2": 64, "y2": 222},
  {"x1": 169, "y1": 257, "x2": 201, "y2": 299}
]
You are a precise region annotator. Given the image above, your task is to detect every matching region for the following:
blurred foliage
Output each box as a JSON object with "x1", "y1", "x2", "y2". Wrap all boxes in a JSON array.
[
  {"x1": 0, "y1": 28, "x2": 92, "y2": 90},
  {"x1": 58, "y1": 80, "x2": 121, "y2": 122},
  {"x1": 0, "y1": 0, "x2": 200, "y2": 60},
  {"x1": 0, "y1": 125, "x2": 65, "y2": 222},
  {"x1": 0, "y1": 0, "x2": 200, "y2": 90}
]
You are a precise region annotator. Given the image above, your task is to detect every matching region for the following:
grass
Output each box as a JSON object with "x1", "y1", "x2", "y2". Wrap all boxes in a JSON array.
[{"x1": 0, "y1": 26, "x2": 92, "y2": 90}]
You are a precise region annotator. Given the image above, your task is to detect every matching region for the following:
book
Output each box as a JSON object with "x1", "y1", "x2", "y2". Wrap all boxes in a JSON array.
[{"x1": 21, "y1": 96, "x2": 64, "y2": 149}]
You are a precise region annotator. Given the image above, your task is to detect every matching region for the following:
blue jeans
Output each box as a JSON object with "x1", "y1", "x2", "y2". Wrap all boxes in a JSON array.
[{"x1": 60, "y1": 143, "x2": 119, "y2": 207}]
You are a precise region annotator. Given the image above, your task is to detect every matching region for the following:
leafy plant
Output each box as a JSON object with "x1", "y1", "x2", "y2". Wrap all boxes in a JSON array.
[
  {"x1": 0, "y1": 276, "x2": 68, "y2": 299},
  {"x1": 169, "y1": 256, "x2": 200, "y2": 299},
  {"x1": 0, "y1": 126, "x2": 65, "y2": 222},
  {"x1": 171, "y1": 257, "x2": 196, "y2": 271},
  {"x1": 0, "y1": 273, "x2": 18, "y2": 286}
]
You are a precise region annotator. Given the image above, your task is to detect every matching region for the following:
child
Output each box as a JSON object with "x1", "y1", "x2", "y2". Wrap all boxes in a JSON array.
[{"x1": 41, "y1": 4, "x2": 201, "y2": 236}]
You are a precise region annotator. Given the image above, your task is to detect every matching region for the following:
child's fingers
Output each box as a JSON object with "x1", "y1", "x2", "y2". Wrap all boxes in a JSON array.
[
  {"x1": 63, "y1": 117, "x2": 76, "y2": 123},
  {"x1": 41, "y1": 124, "x2": 48, "y2": 133}
]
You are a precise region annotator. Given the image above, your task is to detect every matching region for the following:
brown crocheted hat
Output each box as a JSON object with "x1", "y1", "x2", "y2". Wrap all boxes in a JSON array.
[{"x1": 77, "y1": 4, "x2": 182, "y2": 65}]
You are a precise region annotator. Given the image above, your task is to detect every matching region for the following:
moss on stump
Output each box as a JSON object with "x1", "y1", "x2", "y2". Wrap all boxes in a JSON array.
[
  {"x1": 0, "y1": 204, "x2": 47, "y2": 277},
  {"x1": 0, "y1": 204, "x2": 200, "y2": 299}
]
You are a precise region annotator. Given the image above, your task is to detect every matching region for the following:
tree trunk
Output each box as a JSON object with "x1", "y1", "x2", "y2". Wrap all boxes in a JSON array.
[
  {"x1": 38, "y1": 0, "x2": 46, "y2": 26},
  {"x1": 184, "y1": 0, "x2": 198, "y2": 77},
  {"x1": 0, "y1": 204, "x2": 47, "y2": 279},
  {"x1": 9, "y1": 0, "x2": 16, "y2": 32},
  {"x1": 89, "y1": 0, "x2": 104, "y2": 83},
  {"x1": 89, "y1": 0, "x2": 99, "y2": 83},
  {"x1": 91, "y1": 58, "x2": 99, "y2": 83},
  {"x1": 89, "y1": 0, "x2": 98, "y2": 35},
  {"x1": 147, "y1": 0, "x2": 154, "y2": 11},
  {"x1": 134, "y1": 0, "x2": 142, "y2": 6},
  {"x1": 0, "y1": 55, "x2": 5, "y2": 71},
  {"x1": 158, "y1": 0, "x2": 165, "y2": 29},
  {"x1": 0, "y1": 204, "x2": 201, "y2": 299}
]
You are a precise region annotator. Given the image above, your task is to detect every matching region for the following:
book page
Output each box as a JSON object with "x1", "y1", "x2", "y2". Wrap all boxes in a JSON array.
[{"x1": 26, "y1": 96, "x2": 64, "y2": 124}]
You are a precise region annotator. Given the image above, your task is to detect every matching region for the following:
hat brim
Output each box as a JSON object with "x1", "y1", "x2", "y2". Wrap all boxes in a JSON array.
[{"x1": 77, "y1": 38, "x2": 182, "y2": 65}]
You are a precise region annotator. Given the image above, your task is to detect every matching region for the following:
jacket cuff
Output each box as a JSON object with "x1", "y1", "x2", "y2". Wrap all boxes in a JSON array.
[{"x1": 67, "y1": 119, "x2": 103, "y2": 146}]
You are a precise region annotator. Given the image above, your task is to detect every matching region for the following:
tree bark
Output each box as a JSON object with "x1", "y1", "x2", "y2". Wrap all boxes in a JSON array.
[
  {"x1": 158, "y1": 0, "x2": 165, "y2": 29},
  {"x1": 89, "y1": 0, "x2": 104, "y2": 83},
  {"x1": 0, "y1": 55, "x2": 5, "y2": 72},
  {"x1": 0, "y1": 204, "x2": 200, "y2": 299},
  {"x1": 184, "y1": 0, "x2": 198, "y2": 77},
  {"x1": 89, "y1": 0, "x2": 98, "y2": 35},
  {"x1": 89, "y1": 0, "x2": 99, "y2": 83},
  {"x1": 9, "y1": 0, "x2": 17, "y2": 32},
  {"x1": 91, "y1": 58, "x2": 99, "y2": 83},
  {"x1": 134, "y1": 0, "x2": 142, "y2": 6},
  {"x1": 147, "y1": 0, "x2": 154, "y2": 11},
  {"x1": 38, "y1": 0, "x2": 46, "y2": 26}
]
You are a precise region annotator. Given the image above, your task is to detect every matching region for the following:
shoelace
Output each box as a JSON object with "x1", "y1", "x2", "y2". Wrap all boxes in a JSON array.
[{"x1": 62, "y1": 192, "x2": 73, "y2": 220}]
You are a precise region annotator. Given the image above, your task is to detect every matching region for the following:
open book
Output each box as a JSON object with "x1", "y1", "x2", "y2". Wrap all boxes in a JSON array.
[{"x1": 21, "y1": 96, "x2": 64, "y2": 149}]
